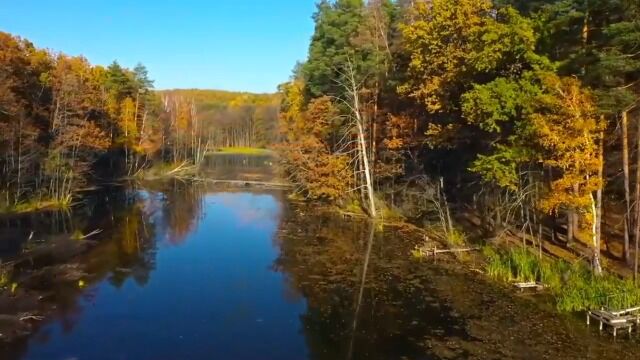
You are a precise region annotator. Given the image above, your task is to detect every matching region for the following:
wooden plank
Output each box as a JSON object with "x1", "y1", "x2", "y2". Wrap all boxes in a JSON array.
[
  {"x1": 611, "y1": 306, "x2": 640, "y2": 316},
  {"x1": 588, "y1": 311, "x2": 636, "y2": 325}
]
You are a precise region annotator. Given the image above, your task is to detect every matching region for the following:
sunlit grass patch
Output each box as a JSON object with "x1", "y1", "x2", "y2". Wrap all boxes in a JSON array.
[
  {"x1": 213, "y1": 147, "x2": 273, "y2": 156},
  {"x1": 0, "y1": 197, "x2": 72, "y2": 214},
  {"x1": 483, "y1": 246, "x2": 640, "y2": 312},
  {"x1": 0, "y1": 264, "x2": 12, "y2": 289}
]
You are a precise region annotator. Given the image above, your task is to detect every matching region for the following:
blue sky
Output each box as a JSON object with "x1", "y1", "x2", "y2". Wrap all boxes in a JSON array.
[{"x1": 0, "y1": 1, "x2": 317, "y2": 93}]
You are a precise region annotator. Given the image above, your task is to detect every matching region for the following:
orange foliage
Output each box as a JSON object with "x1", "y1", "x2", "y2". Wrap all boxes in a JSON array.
[{"x1": 277, "y1": 92, "x2": 352, "y2": 200}]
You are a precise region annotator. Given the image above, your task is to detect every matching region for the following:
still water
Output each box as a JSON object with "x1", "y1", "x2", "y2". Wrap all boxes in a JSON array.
[{"x1": 1, "y1": 155, "x2": 640, "y2": 359}]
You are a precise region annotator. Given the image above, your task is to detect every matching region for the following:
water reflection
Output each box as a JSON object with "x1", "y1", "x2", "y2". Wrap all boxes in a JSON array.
[
  {"x1": 201, "y1": 153, "x2": 276, "y2": 182},
  {"x1": 1, "y1": 184, "x2": 303, "y2": 360},
  {"x1": 274, "y1": 210, "x2": 469, "y2": 360}
]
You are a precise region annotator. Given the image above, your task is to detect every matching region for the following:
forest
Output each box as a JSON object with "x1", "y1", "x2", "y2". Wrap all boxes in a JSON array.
[
  {"x1": 0, "y1": 34, "x2": 278, "y2": 213},
  {"x1": 276, "y1": 0, "x2": 640, "y2": 297},
  {"x1": 159, "y1": 89, "x2": 279, "y2": 149}
]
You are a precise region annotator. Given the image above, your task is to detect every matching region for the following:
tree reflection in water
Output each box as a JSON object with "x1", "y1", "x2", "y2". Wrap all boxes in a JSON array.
[
  {"x1": 201, "y1": 153, "x2": 276, "y2": 182},
  {"x1": 84, "y1": 180, "x2": 208, "y2": 287},
  {"x1": 151, "y1": 180, "x2": 206, "y2": 246},
  {"x1": 0, "y1": 180, "x2": 209, "y2": 359},
  {"x1": 273, "y1": 207, "x2": 469, "y2": 360}
]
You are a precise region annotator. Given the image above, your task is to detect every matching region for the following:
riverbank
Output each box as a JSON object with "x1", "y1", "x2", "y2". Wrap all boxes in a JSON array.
[
  {"x1": 331, "y1": 195, "x2": 640, "y2": 322},
  {"x1": 278, "y1": 202, "x2": 640, "y2": 359}
]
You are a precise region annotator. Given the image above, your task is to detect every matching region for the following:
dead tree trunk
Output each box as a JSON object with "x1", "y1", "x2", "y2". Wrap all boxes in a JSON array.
[{"x1": 343, "y1": 58, "x2": 377, "y2": 218}]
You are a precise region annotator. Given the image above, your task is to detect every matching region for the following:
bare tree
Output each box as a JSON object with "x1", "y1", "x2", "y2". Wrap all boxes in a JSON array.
[{"x1": 335, "y1": 58, "x2": 377, "y2": 218}]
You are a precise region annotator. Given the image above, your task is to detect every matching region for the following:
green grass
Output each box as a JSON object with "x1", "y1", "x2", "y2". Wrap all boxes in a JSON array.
[
  {"x1": 483, "y1": 246, "x2": 640, "y2": 312},
  {"x1": 0, "y1": 197, "x2": 72, "y2": 214},
  {"x1": 446, "y1": 228, "x2": 467, "y2": 246},
  {"x1": 212, "y1": 147, "x2": 274, "y2": 156}
]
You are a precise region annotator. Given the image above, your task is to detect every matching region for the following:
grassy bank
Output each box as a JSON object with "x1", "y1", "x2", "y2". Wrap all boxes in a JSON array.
[{"x1": 483, "y1": 246, "x2": 640, "y2": 312}]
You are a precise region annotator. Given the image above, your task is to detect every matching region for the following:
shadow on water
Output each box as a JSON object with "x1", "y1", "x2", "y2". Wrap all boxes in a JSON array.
[{"x1": 1, "y1": 174, "x2": 640, "y2": 358}]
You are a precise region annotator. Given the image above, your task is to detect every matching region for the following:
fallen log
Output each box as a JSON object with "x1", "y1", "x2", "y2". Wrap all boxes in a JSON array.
[
  {"x1": 203, "y1": 179, "x2": 292, "y2": 188},
  {"x1": 416, "y1": 246, "x2": 481, "y2": 257}
]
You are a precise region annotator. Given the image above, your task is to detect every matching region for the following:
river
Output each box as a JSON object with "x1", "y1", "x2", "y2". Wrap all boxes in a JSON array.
[{"x1": 1, "y1": 154, "x2": 640, "y2": 359}]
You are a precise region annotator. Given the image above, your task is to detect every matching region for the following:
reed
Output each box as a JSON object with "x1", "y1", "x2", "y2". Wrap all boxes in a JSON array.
[{"x1": 483, "y1": 246, "x2": 640, "y2": 312}]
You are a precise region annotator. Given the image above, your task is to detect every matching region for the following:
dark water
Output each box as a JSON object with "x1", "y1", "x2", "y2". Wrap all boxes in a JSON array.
[{"x1": 1, "y1": 157, "x2": 640, "y2": 359}]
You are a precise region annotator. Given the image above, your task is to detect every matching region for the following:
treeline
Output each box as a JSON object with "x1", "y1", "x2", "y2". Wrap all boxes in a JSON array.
[
  {"x1": 278, "y1": 0, "x2": 640, "y2": 275},
  {"x1": 159, "y1": 89, "x2": 279, "y2": 149},
  {"x1": 0, "y1": 32, "x2": 223, "y2": 211}
]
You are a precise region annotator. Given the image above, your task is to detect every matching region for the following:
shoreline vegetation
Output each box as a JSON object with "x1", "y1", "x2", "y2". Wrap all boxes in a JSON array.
[
  {"x1": 0, "y1": 32, "x2": 280, "y2": 216},
  {"x1": 0, "y1": 145, "x2": 277, "y2": 214}
]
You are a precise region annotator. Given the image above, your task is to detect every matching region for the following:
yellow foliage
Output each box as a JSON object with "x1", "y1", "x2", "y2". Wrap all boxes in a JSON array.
[
  {"x1": 400, "y1": 0, "x2": 494, "y2": 113},
  {"x1": 529, "y1": 73, "x2": 604, "y2": 221}
]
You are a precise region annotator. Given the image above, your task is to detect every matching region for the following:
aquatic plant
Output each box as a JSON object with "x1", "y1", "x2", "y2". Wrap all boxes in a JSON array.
[
  {"x1": 0, "y1": 196, "x2": 72, "y2": 214},
  {"x1": 483, "y1": 247, "x2": 640, "y2": 312},
  {"x1": 71, "y1": 230, "x2": 84, "y2": 241},
  {"x1": 411, "y1": 246, "x2": 426, "y2": 259},
  {"x1": 483, "y1": 246, "x2": 513, "y2": 282},
  {"x1": 446, "y1": 228, "x2": 467, "y2": 246},
  {"x1": 0, "y1": 264, "x2": 12, "y2": 289}
]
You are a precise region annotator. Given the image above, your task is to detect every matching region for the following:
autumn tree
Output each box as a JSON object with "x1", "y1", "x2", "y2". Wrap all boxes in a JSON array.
[
  {"x1": 0, "y1": 31, "x2": 166, "y2": 209},
  {"x1": 530, "y1": 74, "x2": 606, "y2": 274},
  {"x1": 277, "y1": 86, "x2": 351, "y2": 201}
]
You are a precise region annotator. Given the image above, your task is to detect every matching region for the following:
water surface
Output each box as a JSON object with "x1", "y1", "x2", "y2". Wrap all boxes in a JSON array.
[{"x1": 1, "y1": 159, "x2": 640, "y2": 359}]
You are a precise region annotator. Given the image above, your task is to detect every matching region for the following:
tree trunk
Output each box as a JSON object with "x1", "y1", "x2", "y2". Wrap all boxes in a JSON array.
[
  {"x1": 623, "y1": 110, "x2": 631, "y2": 263},
  {"x1": 592, "y1": 130, "x2": 604, "y2": 275},
  {"x1": 635, "y1": 111, "x2": 640, "y2": 283},
  {"x1": 345, "y1": 58, "x2": 377, "y2": 218},
  {"x1": 567, "y1": 212, "x2": 574, "y2": 245},
  {"x1": 356, "y1": 118, "x2": 377, "y2": 218}
]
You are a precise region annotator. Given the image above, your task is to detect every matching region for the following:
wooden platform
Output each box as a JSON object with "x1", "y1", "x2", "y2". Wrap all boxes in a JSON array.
[
  {"x1": 513, "y1": 282, "x2": 546, "y2": 292},
  {"x1": 587, "y1": 309, "x2": 637, "y2": 337}
]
